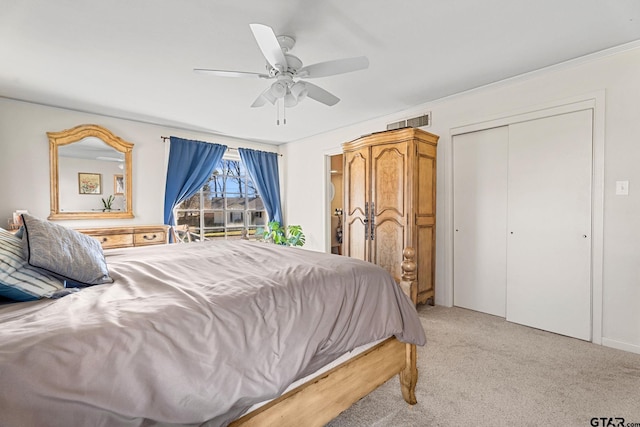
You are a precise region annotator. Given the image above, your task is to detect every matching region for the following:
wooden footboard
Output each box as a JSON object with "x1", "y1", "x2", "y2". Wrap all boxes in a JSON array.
[{"x1": 231, "y1": 248, "x2": 420, "y2": 426}]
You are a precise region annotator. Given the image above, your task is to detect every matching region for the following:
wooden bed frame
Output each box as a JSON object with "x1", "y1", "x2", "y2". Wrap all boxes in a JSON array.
[{"x1": 231, "y1": 248, "x2": 420, "y2": 427}]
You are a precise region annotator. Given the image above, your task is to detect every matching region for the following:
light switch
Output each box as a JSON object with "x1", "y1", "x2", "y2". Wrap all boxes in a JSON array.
[{"x1": 615, "y1": 180, "x2": 629, "y2": 196}]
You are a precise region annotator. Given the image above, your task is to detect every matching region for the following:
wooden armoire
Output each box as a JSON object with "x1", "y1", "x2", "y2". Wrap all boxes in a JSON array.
[{"x1": 342, "y1": 128, "x2": 438, "y2": 305}]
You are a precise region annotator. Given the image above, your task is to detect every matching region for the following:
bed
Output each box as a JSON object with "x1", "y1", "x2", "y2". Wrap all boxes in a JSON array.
[{"x1": 0, "y1": 222, "x2": 425, "y2": 427}]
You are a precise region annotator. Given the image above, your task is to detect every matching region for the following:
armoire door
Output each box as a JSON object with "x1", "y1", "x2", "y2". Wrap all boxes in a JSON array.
[
  {"x1": 453, "y1": 126, "x2": 509, "y2": 317},
  {"x1": 506, "y1": 109, "x2": 593, "y2": 340},
  {"x1": 370, "y1": 142, "x2": 407, "y2": 282},
  {"x1": 415, "y1": 140, "x2": 438, "y2": 303},
  {"x1": 343, "y1": 146, "x2": 370, "y2": 261}
]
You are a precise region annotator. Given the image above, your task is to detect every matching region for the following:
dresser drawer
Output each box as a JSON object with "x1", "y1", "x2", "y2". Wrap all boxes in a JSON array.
[
  {"x1": 134, "y1": 230, "x2": 167, "y2": 246},
  {"x1": 77, "y1": 225, "x2": 168, "y2": 249},
  {"x1": 93, "y1": 233, "x2": 134, "y2": 249}
]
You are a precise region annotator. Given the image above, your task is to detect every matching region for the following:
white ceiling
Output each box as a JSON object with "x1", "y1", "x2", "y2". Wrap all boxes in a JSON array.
[{"x1": 2, "y1": 1, "x2": 640, "y2": 145}]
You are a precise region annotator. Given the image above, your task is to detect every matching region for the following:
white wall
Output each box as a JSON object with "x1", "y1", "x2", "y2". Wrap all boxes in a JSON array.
[
  {"x1": 282, "y1": 42, "x2": 640, "y2": 353},
  {"x1": 0, "y1": 98, "x2": 277, "y2": 229}
]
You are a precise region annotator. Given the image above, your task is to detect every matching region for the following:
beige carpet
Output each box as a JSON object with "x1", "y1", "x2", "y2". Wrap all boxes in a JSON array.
[{"x1": 327, "y1": 305, "x2": 640, "y2": 427}]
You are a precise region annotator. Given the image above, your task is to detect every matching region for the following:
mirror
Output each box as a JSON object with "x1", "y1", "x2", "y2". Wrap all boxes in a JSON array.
[{"x1": 48, "y1": 124, "x2": 134, "y2": 220}]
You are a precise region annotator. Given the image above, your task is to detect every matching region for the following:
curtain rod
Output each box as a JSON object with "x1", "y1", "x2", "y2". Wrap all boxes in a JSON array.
[{"x1": 160, "y1": 136, "x2": 282, "y2": 156}]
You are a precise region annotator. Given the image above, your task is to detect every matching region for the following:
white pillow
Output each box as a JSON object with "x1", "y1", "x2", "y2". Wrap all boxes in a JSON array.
[{"x1": 21, "y1": 214, "x2": 113, "y2": 287}]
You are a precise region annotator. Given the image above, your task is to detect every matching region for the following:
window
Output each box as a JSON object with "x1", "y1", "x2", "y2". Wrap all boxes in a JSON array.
[{"x1": 174, "y1": 158, "x2": 266, "y2": 240}]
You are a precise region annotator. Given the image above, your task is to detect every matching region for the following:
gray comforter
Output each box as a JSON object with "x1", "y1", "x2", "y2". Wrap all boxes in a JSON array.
[{"x1": 0, "y1": 240, "x2": 425, "y2": 427}]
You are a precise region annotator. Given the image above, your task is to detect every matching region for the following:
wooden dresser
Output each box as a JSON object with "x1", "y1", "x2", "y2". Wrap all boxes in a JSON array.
[{"x1": 76, "y1": 225, "x2": 169, "y2": 249}]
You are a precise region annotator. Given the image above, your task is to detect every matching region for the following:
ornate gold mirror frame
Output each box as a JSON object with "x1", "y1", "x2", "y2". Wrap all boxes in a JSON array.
[{"x1": 48, "y1": 124, "x2": 134, "y2": 220}]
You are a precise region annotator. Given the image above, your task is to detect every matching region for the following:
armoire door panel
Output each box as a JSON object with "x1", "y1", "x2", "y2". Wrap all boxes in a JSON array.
[
  {"x1": 452, "y1": 126, "x2": 509, "y2": 317},
  {"x1": 372, "y1": 218, "x2": 405, "y2": 282},
  {"x1": 343, "y1": 147, "x2": 370, "y2": 260},
  {"x1": 506, "y1": 109, "x2": 593, "y2": 341},
  {"x1": 346, "y1": 218, "x2": 367, "y2": 261},
  {"x1": 345, "y1": 150, "x2": 368, "y2": 218},
  {"x1": 416, "y1": 148, "x2": 436, "y2": 218},
  {"x1": 416, "y1": 224, "x2": 435, "y2": 300},
  {"x1": 371, "y1": 144, "x2": 406, "y2": 218}
]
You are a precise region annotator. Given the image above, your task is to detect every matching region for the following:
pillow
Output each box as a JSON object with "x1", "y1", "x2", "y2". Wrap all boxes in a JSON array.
[
  {"x1": 20, "y1": 214, "x2": 113, "y2": 287},
  {"x1": 0, "y1": 227, "x2": 65, "y2": 301}
]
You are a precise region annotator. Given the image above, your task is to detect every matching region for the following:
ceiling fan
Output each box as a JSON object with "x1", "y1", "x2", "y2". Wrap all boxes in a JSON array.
[{"x1": 194, "y1": 23, "x2": 369, "y2": 122}]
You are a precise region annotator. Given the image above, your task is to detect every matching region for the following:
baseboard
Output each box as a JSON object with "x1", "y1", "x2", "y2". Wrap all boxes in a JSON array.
[{"x1": 602, "y1": 338, "x2": 640, "y2": 355}]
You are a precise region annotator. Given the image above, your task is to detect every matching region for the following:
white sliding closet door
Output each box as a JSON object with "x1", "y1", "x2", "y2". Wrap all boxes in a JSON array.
[
  {"x1": 453, "y1": 127, "x2": 509, "y2": 317},
  {"x1": 506, "y1": 110, "x2": 593, "y2": 340}
]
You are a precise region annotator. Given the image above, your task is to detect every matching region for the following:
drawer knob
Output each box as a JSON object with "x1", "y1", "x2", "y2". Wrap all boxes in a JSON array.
[
  {"x1": 102, "y1": 237, "x2": 108, "y2": 243},
  {"x1": 143, "y1": 234, "x2": 157, "y2": 240}
]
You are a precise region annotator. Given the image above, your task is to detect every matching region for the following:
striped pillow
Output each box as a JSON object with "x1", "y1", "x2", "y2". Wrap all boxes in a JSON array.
[{"x1": 0, "y1": 228, "x2": 64, "y2": 301}]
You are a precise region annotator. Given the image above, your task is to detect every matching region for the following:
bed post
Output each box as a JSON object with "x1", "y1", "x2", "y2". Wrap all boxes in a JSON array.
[{"x1": 399, "y1": 247, "x2": 418, "y2": 405}]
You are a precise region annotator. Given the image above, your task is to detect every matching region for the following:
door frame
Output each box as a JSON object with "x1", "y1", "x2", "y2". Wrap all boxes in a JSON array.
[
  {"x1": 324, "y1": 147, "x2": 344, "y2": 254},
  {"x1": 446, "y1": 91, "x2": 605, "y2": 344}
]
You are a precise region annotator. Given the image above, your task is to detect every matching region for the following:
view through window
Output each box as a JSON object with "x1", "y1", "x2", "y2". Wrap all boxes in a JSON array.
[{"x1": 174, "y1": 159, "x2": 266, "y2": 240}]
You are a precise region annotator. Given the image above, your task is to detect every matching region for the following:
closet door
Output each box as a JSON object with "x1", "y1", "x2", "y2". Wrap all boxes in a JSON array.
[
  {"x1": 506, "y1": 110, "x2": 593, "y2": 340},
  {"x1": 453, "y1": 126, "x2": 509, "y2": 317}
]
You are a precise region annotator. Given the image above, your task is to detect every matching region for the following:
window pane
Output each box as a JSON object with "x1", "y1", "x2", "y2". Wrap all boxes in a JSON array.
[
  {"x1": 177, "y1": 211, "x2": 200, "y2": 228},
  {"x1": 247, "y1": 197, "x2": 264, "y2": 211},
  {"x1": 175, "y1": 211, "x2": 188, "y2": 224},
  {"x1": 224, "y1": 177, "x2": 246, "y2": 195},
  {"x1": 248, "y1": 211, "x2": 266, "y2": 226},
  {"x1": 247, "y1": 181, "x2": 258, "y2": 198},
  {"x1": 204, "y1": 176, "x2": 225, "y2": 196},
  {"x1": 227, "y1": 211, "x2": 244, "y2": 226},
  {"x1": 203, "y1": 193, "x2": 224, "y2": 209},
  {"x1": 178, "y1": 193, "x2": 200, "y2": 209},
  {"x1": 211, "y1": 164, "x2": 224, "y2": 177},
  {"x1": 226, "y1": 194, "x2": 246, "y2": 210},
  {"x1": 204, "y1": 211, "x2": 224, "y2": 227},
  {"x1": 221, "y1": 159, "x2": 244, "y2": 177}
]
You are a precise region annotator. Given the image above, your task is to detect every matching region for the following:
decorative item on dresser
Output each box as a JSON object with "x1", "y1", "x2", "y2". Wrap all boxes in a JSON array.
[
  {"x1": 342, "y1": 127, "x2": 438, "y2": 305},
  {"x1": 76, "y1": 225, "x2": 169, "y2": 249}
]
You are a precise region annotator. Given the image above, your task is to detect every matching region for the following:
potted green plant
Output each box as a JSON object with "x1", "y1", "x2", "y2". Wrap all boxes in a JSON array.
[
  {"x1": 101, "y1": 195, "x2": 115, "y2": 211},
  {"x1": 258, "y1": 221, "x2": 306, "y2": 247}
]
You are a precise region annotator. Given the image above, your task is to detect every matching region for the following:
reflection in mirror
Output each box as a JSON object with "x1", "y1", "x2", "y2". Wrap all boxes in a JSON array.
[{"x1": 48, "y1": 124, "x2": 134, "y2": 220}]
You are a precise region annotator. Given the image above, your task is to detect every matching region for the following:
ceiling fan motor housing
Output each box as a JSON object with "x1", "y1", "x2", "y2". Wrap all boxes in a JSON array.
[{"x1": 276, "y1": 35, "x2": 295, "y2": 52}]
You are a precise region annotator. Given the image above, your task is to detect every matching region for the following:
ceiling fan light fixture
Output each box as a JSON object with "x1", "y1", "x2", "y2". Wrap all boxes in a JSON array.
[
  {"x1": 270, "y1": 81, "x2": 287, "y2": 98},
  {"x1": 284, "y1": 91, "x2": 298, "y2": 107},
  {"x1": 291, "y1": 81, "x2": 308, "y2": 101}
]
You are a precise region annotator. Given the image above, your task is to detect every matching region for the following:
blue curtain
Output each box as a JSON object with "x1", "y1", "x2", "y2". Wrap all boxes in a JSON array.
[
  {"x1": 238, "y1": 148, "x2": 283, "y2": 225},
  {"x1": 163, "y1": 137, "x2": 227, "y2": 227}
]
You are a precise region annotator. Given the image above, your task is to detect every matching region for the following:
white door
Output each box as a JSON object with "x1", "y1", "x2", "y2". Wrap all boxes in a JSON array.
[
  {"x1": 453, "y1": 126, "x2": 509, "y2": 317},
  {"x1": 506, "y1": 110, "x2": 593, "y2": 340}
]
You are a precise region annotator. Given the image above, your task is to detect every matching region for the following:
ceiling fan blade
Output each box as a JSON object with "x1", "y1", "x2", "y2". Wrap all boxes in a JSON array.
[
  {"x1": 249, "y1": 23, "x2": 288, "y2": 72},
  {"x1": 194, "y1": 68, "x2": 271, "y2": 79},
  {"x1": 305, "y1": 82, "x2": 340, "y2": 106},
  {"x1": 298, "y1": 56, "x2": 369, "y2": 78},
  {"x1": 251, "y1": 88, "x2": 276, "y2": 108}
]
